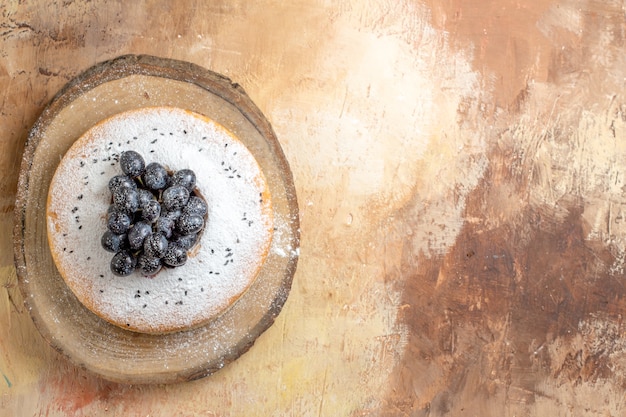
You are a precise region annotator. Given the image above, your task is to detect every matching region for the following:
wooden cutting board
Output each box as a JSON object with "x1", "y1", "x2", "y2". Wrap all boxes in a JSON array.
[{"x1": 13, "y1": 55, "x2": 299, "y2": 384}]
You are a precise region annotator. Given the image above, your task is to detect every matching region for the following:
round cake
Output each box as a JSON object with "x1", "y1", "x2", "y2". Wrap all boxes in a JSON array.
[{"x1": 46, "y1": 106, "x2": 274, "y2": 334}]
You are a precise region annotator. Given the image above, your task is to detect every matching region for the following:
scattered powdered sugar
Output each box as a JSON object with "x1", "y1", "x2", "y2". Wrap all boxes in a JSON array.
[{"x1": 46, "y1": 107, "x2": 273, "y2": 333}]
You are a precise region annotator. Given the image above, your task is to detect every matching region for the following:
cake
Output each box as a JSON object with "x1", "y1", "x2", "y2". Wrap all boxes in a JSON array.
[{"x1": 46, "y1": 106, "x2": 274, "y2": 334}]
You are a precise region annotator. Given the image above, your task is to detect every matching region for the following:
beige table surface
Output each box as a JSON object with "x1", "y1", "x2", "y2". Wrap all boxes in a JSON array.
[{"x1": 1, "y1": 1, "x2": 626, "y2": 416}]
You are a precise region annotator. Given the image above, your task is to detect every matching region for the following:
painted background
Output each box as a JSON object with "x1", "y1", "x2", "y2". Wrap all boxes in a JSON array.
[{"x1": 1, "y1": 0, "x2": 626, "y2": 416}]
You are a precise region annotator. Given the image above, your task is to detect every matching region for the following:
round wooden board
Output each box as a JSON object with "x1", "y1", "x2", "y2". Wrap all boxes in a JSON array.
[{"x1": 13, "y1": 55, "x2": 300, "y2": 384}]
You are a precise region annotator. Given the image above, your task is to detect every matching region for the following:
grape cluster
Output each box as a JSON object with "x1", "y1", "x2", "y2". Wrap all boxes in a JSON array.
[{"x1": 101, "y1": 151, "x2": 208, "y2": 277}]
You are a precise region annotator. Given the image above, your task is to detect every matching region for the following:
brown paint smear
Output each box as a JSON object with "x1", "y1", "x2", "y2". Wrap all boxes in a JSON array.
[
  {"x1": 369, "y1": 1, "x2": 626, "y2": 415},
  {"x1": 425, "y1": 0, "x2": 569, "y2": 111},
  {"x1": 379, "y1": 163, "x2": 625, "y2": 415}
]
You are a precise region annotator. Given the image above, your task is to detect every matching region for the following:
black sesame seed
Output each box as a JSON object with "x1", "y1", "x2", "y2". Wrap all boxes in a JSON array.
[
  {"x1": 99, "y1": 274, "x2": 104, "y2": 278},
  {"x1": 99, "y1": 289, "x2": 104, "y2": 293},
  {"x1": 165, "y1": 301, "x2": 169, "y2": 304},
  {"x1": 184, "y1": 290, "x2": 188, "y2": 296},
  {"x1": 143, "y1": 304, "x2": 147, "y2": 308},
  {"x1": 151, "y1": 139, "x2": 157, "y2": 144},
  {"x1": 183, "y1": 130, "x2": 187, "y2": 134},
  {"x1": 178, "y1": 277, "x2": 182, "y2": 281},
  {"x1": 80, "y1": 161, "x2": 85, "y2": 167},
  {"x1": 69, "y1": 250, "x2": 73, "y2": 253},
  {"x1": 152, "y1": 128, "x2": 157, "y2": 131},
  {"x1": 93, "y1": 159, "x2": 98, "y2": 164},
  {"x1": 135, "y1": 294, "x2": 141, "y2": 298},
  {"x1": 201, "y1": 287, "x2": 204, "y2": 292},
  {"x1": 77, "y1": 194, "x2": 83, "y2": 200},
  {"x1": 78, "y1": 225, "x2": 82, "y2": 230},
  {"x1": 63, "y1": 248, "x2": 66, "y2": 251},
  {"x1": 87, "y1": 256, "x2": 91, "y2": 260}
]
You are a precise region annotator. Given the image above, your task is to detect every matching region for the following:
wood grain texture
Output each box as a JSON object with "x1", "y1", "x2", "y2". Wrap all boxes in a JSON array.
[{"x1": 1, "y1": 0, "x2": 625, "y2": 416}]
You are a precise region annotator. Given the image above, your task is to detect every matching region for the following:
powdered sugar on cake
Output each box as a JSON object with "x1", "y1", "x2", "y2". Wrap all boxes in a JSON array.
[{"x1": 47, "y1": 107, "x2": 273, "y2": 333}]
